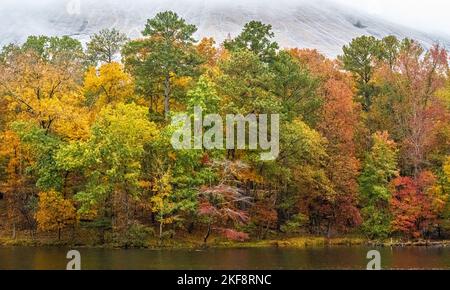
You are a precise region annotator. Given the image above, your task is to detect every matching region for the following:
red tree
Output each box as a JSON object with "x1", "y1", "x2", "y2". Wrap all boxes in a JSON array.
[
  {"x1": 390, "y1": 171, "x2": 438, "y2": 239},
  {"x1": 198, "y1": 184, "x2": 250, "y2": 245},
  {"x1": 290, "y1": 49, "x2": 362, "y2": 234}
]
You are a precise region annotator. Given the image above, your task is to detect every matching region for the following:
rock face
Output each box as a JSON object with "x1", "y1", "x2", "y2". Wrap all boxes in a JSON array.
[{"x1": 1, "y1": 0, "x2": 449, "y2": 57}]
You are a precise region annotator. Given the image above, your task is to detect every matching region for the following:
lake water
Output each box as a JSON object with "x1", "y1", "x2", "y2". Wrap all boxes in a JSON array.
[{"x1": 0, "y1": 246, "x2": 449, "y2": 270}]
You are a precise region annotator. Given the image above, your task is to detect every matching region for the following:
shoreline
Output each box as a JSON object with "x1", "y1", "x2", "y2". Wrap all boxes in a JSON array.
[{"x1": 1, "y1": 236, "x2": 449, "y2": 250}]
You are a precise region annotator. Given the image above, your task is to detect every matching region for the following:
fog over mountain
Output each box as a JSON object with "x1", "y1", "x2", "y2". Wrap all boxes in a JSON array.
[{"x1": 1, "y1": 0, "x2": 449, "y2": 57}]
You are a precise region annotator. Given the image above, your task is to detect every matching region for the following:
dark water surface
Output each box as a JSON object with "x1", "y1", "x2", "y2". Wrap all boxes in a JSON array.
[{"x1": 0, "y1": 246, "x2": 449, "y2": 270}]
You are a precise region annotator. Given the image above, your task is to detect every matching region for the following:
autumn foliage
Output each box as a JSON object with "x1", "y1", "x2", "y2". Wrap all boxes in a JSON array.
[
  {"x1": 0, "y1": 12, "x2": 450, "y2": 246},
  {"x1": 390, "y1": 172, "x2": 445, "y2": 238},
  {"x1": 35, "y1": 191, "x2": 77, "y2": 240}
]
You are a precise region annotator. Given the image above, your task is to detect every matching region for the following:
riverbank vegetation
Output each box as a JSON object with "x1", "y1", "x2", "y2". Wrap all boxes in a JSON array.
[{"x1": 1, "y1": 11, "x2": 450, "y2": 249}]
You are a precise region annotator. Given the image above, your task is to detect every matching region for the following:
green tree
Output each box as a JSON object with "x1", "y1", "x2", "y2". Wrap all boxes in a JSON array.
[
  {"x1": 87, "y1": 28, "x2": 128, "y2": 65},
  {"x1": 0, "y1": 43, "x2": 20, "y2": 63},
  {"x1": 217, "y1": 49, "x2": 280, "y2": 115},
  {"x1": 186, "y1": 75, "x2": 220, "y2": 114},
  {"x1": 224, "y1": 21, "x2": 279, "y2": 63},
  {"x1": 11, "y1": 122, "x2": 63, "y2": 191},
  {"x1": 22, "y1": 36, "x2": 49, "y2": 58},
  {"x1": 379, "y1": 35, "x2": 401, "y2": 69},
  {"x1": 123, "y1": 11, "x2": 202, "y2": 119},
  {"x1": 274, "y1": 119, "x2": 335, "y2": 235},
  {"x1": 270, "y1": 50, "x2": 320, "y2": 124},
  {"x1": 142, "y1": 121, "x2": 218, "y2": 242},
  {"x1": 339, "y1": 36, "x2": 381, "y2": 111},
  {"x1": 22, "y1": 35, "x2": 85, "y2": 65},
  {"x1": 55, "y1": 103, "x2": 159, "y2": 231},
  {"x1": 359, "y1": 131, "x2": 398, "y2": 239}
]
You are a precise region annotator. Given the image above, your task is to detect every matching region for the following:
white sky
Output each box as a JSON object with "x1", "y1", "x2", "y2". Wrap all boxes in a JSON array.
[
  {"x1": 0, "y1": 0, "x2": 449, "y2": 37},
  {"x1": 330, "y1": 0, "x2": 450, "y2": 36}
]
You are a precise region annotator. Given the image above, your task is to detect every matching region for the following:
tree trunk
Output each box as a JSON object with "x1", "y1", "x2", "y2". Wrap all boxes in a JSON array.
[
  {"x1": 124, "y1": 192, "x2": 129, "y2": 229},
  {"x1": 58, "y1": 227, "x2": 61, "y2": 241},
  {"x1": 12, "y1": 222, "x2": 16, "y2": 240},
  {"x1": 164, "y1": 74, "x2": 171, "y2": 119},
  {"x1": 99, "y1": 228, "x2": 105, "y2": 244},
  {"x1": 187, "y1": 221, "x2": 195, "y2": 234},
  {"x1": 159, "y1": 222, "x2": 163, "y2": 246},
  {"x1": 326, "y1": 221, "x2": 332, "y2": 239},
  {"x1": 203, "y1": 223, "x2": 212, "y2": 245},
  {"x1": 149, "y1": 95, "x2": 154, "y2": 114}
]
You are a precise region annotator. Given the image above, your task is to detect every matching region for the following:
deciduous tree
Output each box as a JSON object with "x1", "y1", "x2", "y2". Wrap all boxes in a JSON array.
[
  {"x1": 359, "y1": 132, "x2": 398, "y2": 239},
  {"x1": 56, "y1": 103, "x2": 159, "y2": 231},
  {"x1": 390, "y1": 172, "x2": 443, "y2": 239},
  {"x1": 84, "y1": 62, "x2": 135, "y2": 110},
  {"x1": 35, "y1": 190, "x2": 77, "y2": 240}
]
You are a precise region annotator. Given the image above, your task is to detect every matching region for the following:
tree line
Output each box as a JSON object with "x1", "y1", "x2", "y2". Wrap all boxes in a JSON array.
[{"x1": 0, "y1": 11, "x2": 449, "y2": 246}]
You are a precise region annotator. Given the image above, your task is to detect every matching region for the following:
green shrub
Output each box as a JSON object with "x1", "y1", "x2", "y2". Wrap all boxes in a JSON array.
[{"x1": 280, "y1": 214, "x2": 308, "y2": 234}]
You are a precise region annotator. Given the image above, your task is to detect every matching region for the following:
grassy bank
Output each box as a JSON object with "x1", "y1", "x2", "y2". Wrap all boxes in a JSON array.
[
  {"x1": 0, "y1": 236, "x2": 366, "y2": 249},
  {"x1": 1, "y1": 230, "x2": 449, "y2": 249}
]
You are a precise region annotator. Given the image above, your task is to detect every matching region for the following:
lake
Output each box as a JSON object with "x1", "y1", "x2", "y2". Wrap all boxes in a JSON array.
[{"x1": 0, "y1": 246, "x2": 449, "y2": 270}]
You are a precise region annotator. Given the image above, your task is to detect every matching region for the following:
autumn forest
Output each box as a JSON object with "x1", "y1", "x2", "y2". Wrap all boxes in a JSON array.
[{"x1": 1, "y1": 11, "x2": 450, "y2": 248}]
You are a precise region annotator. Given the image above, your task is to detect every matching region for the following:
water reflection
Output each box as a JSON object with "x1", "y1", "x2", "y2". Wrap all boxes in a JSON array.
[{"x1": 0, "y1": 246, "x2": 449, "y2": 270}]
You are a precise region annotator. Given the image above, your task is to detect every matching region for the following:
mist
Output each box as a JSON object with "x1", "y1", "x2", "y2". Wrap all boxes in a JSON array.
[
  {"x1": 1, "y1": 0, "x2": 448, "y2": 36},
  {"x1": 0, "y1": 0, "x2": 449, "y2": 57},
  {"x1": 330, "y1": 0, "x2": 450, "y2": 37}
]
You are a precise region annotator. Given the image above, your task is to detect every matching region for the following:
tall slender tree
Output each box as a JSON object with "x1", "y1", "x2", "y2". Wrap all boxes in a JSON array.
[
  {"x1": 87, "y1": 28, "x2": 128, "y2": 65},
  {"x1": 124, "y1": 11, "x2": 202, "y2": 119}
]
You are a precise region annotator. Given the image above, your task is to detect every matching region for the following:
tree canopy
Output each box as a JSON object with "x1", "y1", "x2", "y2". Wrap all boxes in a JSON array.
[{"x1": 0, "y1": 12, "x2": 449, "y2": 246}]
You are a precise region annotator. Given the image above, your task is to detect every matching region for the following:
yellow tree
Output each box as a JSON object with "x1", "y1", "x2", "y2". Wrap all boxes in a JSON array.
[
  {"x1": 0, "y1": 49, "x2": 89, "y2": 233},
  {"x1": 84, "y1": 62, "x2": 135, "y2": 110},
  {"x1": 35, "y1": 190, "x2": 77, "y2": 240},
  {"x1": 0, "y1": 50, "x2": 89, "y2": 140},
  {"x1": 197, "y1": 37, "x2": 218, "y2": 68},
  {"x1": 437, "y1": 157, "x2": 450, "y2": 233},
  {"x1": 0, "y1": 130, "x2": 35, "y2": 238},
  {"x1": 55, "y1": 103, "x2": 159, "y2": 232},
  {"x1": 150, "y1": 168, "x2": 179, "y2": 244}
]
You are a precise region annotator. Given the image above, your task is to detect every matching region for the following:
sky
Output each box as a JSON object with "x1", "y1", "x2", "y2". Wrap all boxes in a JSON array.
[
  {"x1": 330, "y1": 0, "x2": 450, "y2": 36},
  {"x1": 0, "y1": 0, "x2": 449, "y2": 37}
]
